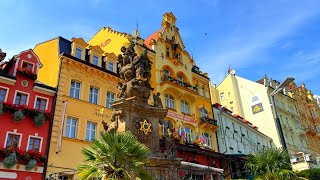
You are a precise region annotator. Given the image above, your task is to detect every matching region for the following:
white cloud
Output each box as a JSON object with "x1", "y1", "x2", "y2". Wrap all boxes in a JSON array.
[{"x1": 196, "y1": 1, "x2": 320, "y2": 85}]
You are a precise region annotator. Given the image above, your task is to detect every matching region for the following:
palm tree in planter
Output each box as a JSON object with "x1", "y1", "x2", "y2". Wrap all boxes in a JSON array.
[
  {"x1": 245, "y1": 148, "x2": 298, "y2": 180},
  {"x1": 77, "y1": 131, "x2": 150, "y2": 180}
]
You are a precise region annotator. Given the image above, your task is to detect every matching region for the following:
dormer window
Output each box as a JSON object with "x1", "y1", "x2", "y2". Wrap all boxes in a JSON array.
[
  {"x1": 92, "y1": 55, "x2": 99, "y2": 66},
  {"x1": 22, "y1": 61, "x2": 33, "y2": 71},
  {"x1": 75, "y1": 48, "x2": 82, "y2": 59}
]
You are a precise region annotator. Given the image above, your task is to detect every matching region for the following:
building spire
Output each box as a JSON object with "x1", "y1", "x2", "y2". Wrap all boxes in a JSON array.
[{"x1": 132, "y1": 22, "x2": 140, "y2": 38}]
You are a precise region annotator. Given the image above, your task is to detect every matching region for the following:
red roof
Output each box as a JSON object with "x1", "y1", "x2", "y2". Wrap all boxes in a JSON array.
[
  {"x1": 213, "y1": 103, "x2": 222, "y2": 108},
  {"x1": 144, "y1": 28, "x2": 164, "y2": 49}
]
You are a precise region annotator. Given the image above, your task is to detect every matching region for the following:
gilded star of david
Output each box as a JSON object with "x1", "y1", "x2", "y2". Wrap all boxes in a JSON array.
[{"x1": 140, "y1": 119, "x2": 152, "y2": 135}]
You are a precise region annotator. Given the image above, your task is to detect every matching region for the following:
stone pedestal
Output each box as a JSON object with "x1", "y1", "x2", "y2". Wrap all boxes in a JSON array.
[{"x1": 111, "y1": 96, "x2": 168, "y2": 157}]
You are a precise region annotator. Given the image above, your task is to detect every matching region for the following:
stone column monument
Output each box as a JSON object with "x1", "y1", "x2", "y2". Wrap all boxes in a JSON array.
[{"x1": 108, "y1": 41, "x2": 180, "y2": 178}]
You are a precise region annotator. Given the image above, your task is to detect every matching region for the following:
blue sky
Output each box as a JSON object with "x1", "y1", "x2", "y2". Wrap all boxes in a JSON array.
[{"x1": 1, "y1": 0, "x2": 320, "y2": 94}]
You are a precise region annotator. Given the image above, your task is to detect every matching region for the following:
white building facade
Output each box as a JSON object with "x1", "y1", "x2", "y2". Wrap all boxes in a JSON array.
[{"x1": 213, "y1": 103, "x2": 273, "y2": 155}]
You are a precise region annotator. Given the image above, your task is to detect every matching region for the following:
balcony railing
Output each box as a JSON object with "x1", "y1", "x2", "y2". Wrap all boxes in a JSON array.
[
  {"x1": 200, "y1": 116, "x2": 217, "y2": 126},
  {"x1": 161, "y1": 75, "x2": 198, "y2": 93}
]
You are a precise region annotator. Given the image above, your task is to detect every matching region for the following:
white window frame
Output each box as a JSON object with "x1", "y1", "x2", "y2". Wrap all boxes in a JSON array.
[
  {"x1": 180, "y1": 100, "x2": 190, "y2": 114},
  {"x1": 92, "y1": 54, "x2": 100, "y2": 66},
  {"x1": 33, "y1": 95, "x2": 49, "y2": 111},
  {"x1": 13, "y1": 90, "x2": 30, "y2": 106},
  {"x1": 21, "y1": 60, "x2": 35, "y2": 72},
  {"x1": 70, "y1": 80, "x2": 81, "y2": 99},
  {"x1": 26, "y1": 134, "x2": 43, "y2": 152},
  {"x1": 0, "y1": 85, "x2": 9, "y2": 102},
  {"x1": 108, "y1": 61, "x2": 114, "y2": 72},
  {"x1": 184, "y1": 127, "x2": 193, "y2": 144},
  {"x1": 220, "y1": 92, "x2": 225, "y2": 101},
  {"x1": 75, "y1": 47, "x2": 83, "y2": 59},
  {"x1": 165, "y1": 94, "x2": 175, "y2": 109},
  {"x1": 89, "y1": 86, "x2": 99, "y2": 105},
  {"x1": 202, "y1": 132, "x2": 212, "y2": 148},
  {"x1": 86, "y1": 121, "x2": 97, "y2": 142},
  {"x1": 202, "y1": 86, "x2": 206, "y2": 97},
  {"x1": 106, "y1": 91, "x2": 115, "y2": 108},
  {"x1": 65, "y1": 117, "x2": 78, "y2": 139},
  {"x1": 4, "y1": 130, "x2": 22, "y2": 149},
  {"x1": 199, "y1": 108, "x2": 208, "y2": 118}
]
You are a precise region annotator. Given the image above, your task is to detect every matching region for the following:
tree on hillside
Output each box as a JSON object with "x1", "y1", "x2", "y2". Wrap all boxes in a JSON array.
[
  {"x1": 77, "y1": 131, "x2": 150, "y2": 180},
  {"x1": 245, "y1": 148, "x2": 298, "y2": 180}
]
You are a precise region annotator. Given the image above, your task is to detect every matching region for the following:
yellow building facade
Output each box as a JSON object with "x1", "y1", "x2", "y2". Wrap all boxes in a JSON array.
[
  {"x1": 289, "y1": 83, "x2": 320, "y2": 157},
  {"x1": 34, "y1": 36, "x2": 124, "y2": 178},
  {"x1": 144, "y1": 12, "x2": 219, "y2": 151}
]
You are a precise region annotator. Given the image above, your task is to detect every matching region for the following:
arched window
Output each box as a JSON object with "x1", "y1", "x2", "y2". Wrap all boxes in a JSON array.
[
  {"x1": 177, "y1": 75, "x2": 184, "y2": 86},
  {"x1": 180, "y1": 100, "x2": 190, "y2": 114},
  {"x1": 199, "y1": 108, "x2": 208, "y2": 118},
  {"x1": 163, "y1": 69, "x2": 170, "y2": 77},
  {"x1": 165, "y1": 94, "x2": 175, "y2": 109}
]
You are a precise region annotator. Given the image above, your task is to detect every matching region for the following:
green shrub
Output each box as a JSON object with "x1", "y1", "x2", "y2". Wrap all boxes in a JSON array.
[
  {"x1": 3, "y1": 152, "x2": 18, "y2": 168},
  {"x1": 33, "y1": 113, "x2": 46, "y2": 127},
  {"x1": 13, "y1": 110, "x2": 25, "y2": 122},
  {"x1": 298, "y1": 168, "x2": 320, "y2": 180},
  {"x1": 25, "y1": 159, "x2": 37, "y2": 170}
]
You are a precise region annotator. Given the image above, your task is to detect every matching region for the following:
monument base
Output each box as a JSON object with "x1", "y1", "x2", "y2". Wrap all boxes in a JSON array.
[{"x1": 111, "y1": 96, "x2": 168, "y2": 157}]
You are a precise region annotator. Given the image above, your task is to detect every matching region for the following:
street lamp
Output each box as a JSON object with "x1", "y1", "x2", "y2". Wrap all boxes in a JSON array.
[{"x1": 270, "y1": 77, "x2": 295, "y2": 150}]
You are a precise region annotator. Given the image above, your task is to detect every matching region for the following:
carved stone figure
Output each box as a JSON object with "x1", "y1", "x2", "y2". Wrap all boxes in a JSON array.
[
  {"x1": 116, "y1": 82, "x2": 127, "y2": 99},
  {"x1": 116, "y1": 42, "x2": 154, "y2": 101},
  {"x1": 0, "y1": 49, "x2": 6, "y2": 62},
  {"x1": 160, "y1": 119, "x2": 177, "y2": 159},
  {"x1": 153, "y1": 92, "x2": 163, "y2": 108}
]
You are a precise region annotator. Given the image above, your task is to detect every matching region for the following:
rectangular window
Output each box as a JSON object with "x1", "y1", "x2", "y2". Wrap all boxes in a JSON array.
[
  {"x1": 15, "y1": 92, "x2": 28, "y2": 105},
  {"x1": 89, "y1": 87, "x2": 99, "y2": 104},
  {"x1": 75, "y1": 48, "x2": 82, "y2": 59},
  {"x1": 166, "y1": 48, "x2": 170, "y2": 57},
  {"x1": 65, "y1": 117, "x2": 77, "y2": 138},
  {"x1": 220, "y1": 92, "x2": 225, "y2": 101},
  {"x1": 28, "y1": 137, "x2": 41, "y2": 152},
  {"x1": 202, "y1": 87, "x2": 206, "y2": 97},
  {"x1": 6, "y1": 133, "x2": 21, "y2": 149},
  {"x1": 86, "y1": 121, "x2": 96, "y2": 141},
  {"x1": 92, "y1": 55, "x2": 99, "y2": 66},
  {"x1": 175, "y1": 53, "x2": 181, "y2": 62},
  {"x1": 106, "y1": 92, "x2": 115, "y2": 108},
  {"x1": 165, "y1": 94, "x2": 175, "y2": 109},
  {"x1": 180, "y1": 100, "x2": 190, "y2": 114},
  {"x1": 0, "y1": 88, "x2": 7, "y2": 102},
  {"x1": 184, "y1": 127, "x2": 193, "y2": 144},
  {"x1": 35, "y1": 97, "x2": 47, "y2": 111},
  {"x1": 202, "y1": 133, "x2": 212, "y2": 148},
  {"x1": 70, "y1": 81, "x2": 81, "y2": 99},
  {"x1": 108, "y1": 62, "x2": 114, "y2": 72},
  {"x1": 22, "y1": 61, "x2": 33, "y2": 71}
]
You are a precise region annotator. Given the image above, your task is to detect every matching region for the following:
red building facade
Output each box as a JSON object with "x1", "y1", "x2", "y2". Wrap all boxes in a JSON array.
[{"x1": 0, "y1": 49, "x2": 55, "y2": 180}]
